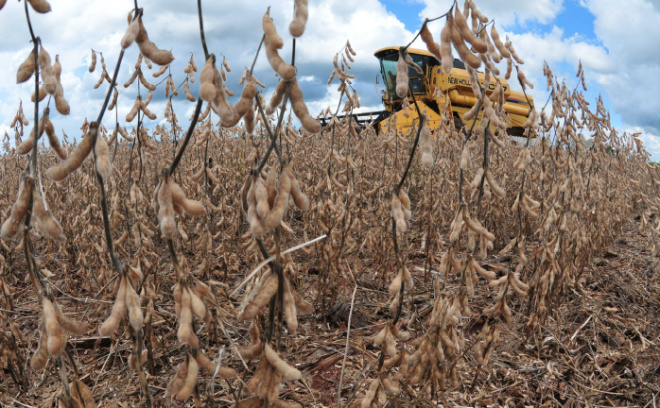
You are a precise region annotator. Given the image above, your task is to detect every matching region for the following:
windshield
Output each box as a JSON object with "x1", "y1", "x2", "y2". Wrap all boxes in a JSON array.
[{"x1": 379, "y1": 52, "x2": 431, "y2": 100}]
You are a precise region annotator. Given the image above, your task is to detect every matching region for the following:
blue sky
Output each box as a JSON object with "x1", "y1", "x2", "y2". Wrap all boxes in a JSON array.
[{"x1": 0, "y1": 0, "x2": 659, "y2": 159}]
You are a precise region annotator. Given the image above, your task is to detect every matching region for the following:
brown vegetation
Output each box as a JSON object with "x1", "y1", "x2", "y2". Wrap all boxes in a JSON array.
[{"x1": 1, "y1": 1, "x2": 659, "y2": 407}]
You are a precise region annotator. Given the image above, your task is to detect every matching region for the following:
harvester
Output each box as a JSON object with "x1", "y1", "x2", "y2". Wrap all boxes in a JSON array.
[{"x1": 346, "y1": 47, "x2": 534, "y2": 136}]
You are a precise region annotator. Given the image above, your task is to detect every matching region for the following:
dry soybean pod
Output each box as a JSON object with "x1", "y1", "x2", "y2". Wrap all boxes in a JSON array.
[
  {"x1": 419, "y1": 120, "x2": 433, "y2": 169},
  {"x1": 175, "y1": 356, "x2": 199, "y2": 400},
  {"x1": 289, "y1": 0, "x2": 309, "y2": 37},
  {"x1": 69, "y1": 380, "x2": 95, "y2": 407},
  {"x1": 38, "y1": 46, "x2": 57, "y2": 95},
  {"x1": 17, "y1": 114, "x2": 46, "y2": 155},
  {"x1": 168, "y1": 177, "x2": 205, "y2": 216},
  {"x1": 124, "y1": 68, "x2": 139, "y2": 88},
  {"x1": 152, "y1": 63, "x2": 168, "y2": 78},
  {"x1": 166, "y1": 75, "x2": 177, "y2": 95},
  {"x1": 395, "y1": 49, "x2": 409, "y2": 98},
  {"x1": 196, "y1": 351, "x2": 236, "y2": 379},
  {"x1": 469, "y1": 1, "x2": 488, "y2": 23},
  {"x1": 88, "y1": 49, "x2": 97, "y2": 72},
  {"x1": 241, "y1": 176, "x2": 252, "y2": 213},
  {"x1": 288, "y1": 171, "x2": 309, "y2": 211},
  {"x1": 420, "y1": 22, "x2": 441, "y2": 60},
  {"x1": 485, "y1": 170, "x2": 506, "y2": 199},
  {"x1": 140, "y1": 98, "x2": 157, "y2": 120},
  {"x1": 282, "y1": 278, "x2": 298, "y2": 333},
  {"x1": 440, "y1": 15, "x2": 454, "y2": 73},
  {"x1": 211, "y1": 65, "x2": 236, "y2": 124},
  {"x1": 177, "y1": 289, "x2": 196, "y2": 347},
  {"x1": 247, "y1": 182, "x2": 266, "y2": 237},
  {"x1": 183, "y1": 79, "x2": 196, "y2": 102},
  {"x1": 32, "y1": 187, "x2": 65, "y2": 242},
  {"x1": 141, "y1": 44, "x2": 173, "y2": 67},
  {"x1": 239, "y1": 274, "x2": 278, "y2": 320},
  {"x1": 263, "y1": 12, "x2": 295, "y2": 80},
  {"x1": 289, "y1": 79, "x2": 321, "y2": 133},
  {"x1": 92, "y1": 70, "x2": 106, "y2": 89},
  {"x1": 265, "y1": 170, "x2": 292, "y2": 229},
  {"x1": 16, "y1": 48, "x2": 36, "y2": 83},
  {"x1": 506, "y1": 40, "x2": 524, "y2": 64},
  {"x1": 195, "y1": 352, "x2": 216, "y2": 373},
  {"x1": 199, "y1": 55, "x2": 216, "y2": 101},
  {"x1": 28, "y1": 0, "x2": 51, "y2": 13},
  {"x1": 94, "y1": 130, "x2": 112, "y2": 181},
  {"x1": 135, "y1": 15, "x2": 174, "y2": 66},
  {"x1": 235, "y1": 74, "x2": 258, "y2": 117},
  {"x1": 31, "y1": 329, "x2": 49, "y2": 370},
  {"x1": 189, "y1": 288, "x2": 207, "y2": 321},
  {"x1": 454, "y1": 5, "x2": 487, "y2": 53},
  {"x1": 490, "y1": 25, "x2": 511, "y2": 58},
  {"x1": 54, "y1": 55, "x2": 62, "y2": 79},
  {"x1": 54, "y1": 308, "x2": 89, "y2": 336},
  {"x1": 126, "y1": 97, "x2": 140, "y2": 122},
  {"x1": 253, "y1": 176, "x2": 270, "y2": 220},
  {"x1": 264, "y1": 344, "x2": 302, "y2": 381},
  {"x1": 391, "y1": 193, "x2": 407, "y2": 235},
  {"x1": 517, "y1": 68, "x2": 534, "y2": 90},
  {"x1": 449, "y1": 15, "x2": 481, "y2": 69},
  {"x1": 484, "y1": 30, "x2": 501, "y2": 63},
  {"x1": 121, "y1": 15, "x2": 140, "y2": 49},
  {"x1": 244, "y1": 98, "x2": 256, "y2": 134},
  {"x1": 266, "y1": 79, "x2": 288, "y2": 115},
  {"x1": 31, "y1": 86, "x2": 47, "y2": 103},
  {"x1": 222, "y1": 74, "x2": 258, "y2": 127},
  {"x1": 125, "y1": 279, "x2": 143, "y2": 331},
  {"x1": 108, "y1": 87, "x2": 119, "y2": 112},
  {"x1": 167, "y1": 361, "x2": 188, "y2": 396},
  {"x1": 138, "y1": 70, "x2": 157, "y2": 91},
  {"x1": 99, "y1": 276, "x2": 128, "y2": 336},
  {"x1": 505, "y1": 56, "x2": 513, "y2": 80},
  {"x1": 42, "y1": 298, "x2": 65, "y2": 356},
  {"x1": 117, "y1": 126, "x2": 133, "y2": 142},
  {"x1": 265, "y1": 45, "x2": 296, "y2": 81},
  {"x1": 157, "y1": 177, "x2": 176, "y2": 239},
  {"x1": 1, "y1": 177, "x2": 33, "y2": 241},
  {"x1": 263, "y1": 10, "x2": 284, "y2": 49}
]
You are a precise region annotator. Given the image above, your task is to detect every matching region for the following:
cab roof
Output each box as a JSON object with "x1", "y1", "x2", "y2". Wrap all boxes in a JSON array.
[{"x1": 374, "y1": 47, "x2": 436, "y2": 59}]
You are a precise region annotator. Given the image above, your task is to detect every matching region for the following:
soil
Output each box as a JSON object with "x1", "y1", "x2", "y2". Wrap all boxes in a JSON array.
[{"x1": 1, "y1": 216, "x2": 659, "y2": 407}]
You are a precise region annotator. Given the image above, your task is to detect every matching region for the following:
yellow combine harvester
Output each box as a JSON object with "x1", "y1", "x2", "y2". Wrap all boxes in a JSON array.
[{"x1": 364, "y1": 47, "x2": 533, "y2": 136}]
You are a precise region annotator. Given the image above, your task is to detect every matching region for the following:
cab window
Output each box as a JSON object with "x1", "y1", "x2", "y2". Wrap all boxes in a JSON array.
[{"x1": 378, "y1": 51, "x2": 434, "y2": 100}]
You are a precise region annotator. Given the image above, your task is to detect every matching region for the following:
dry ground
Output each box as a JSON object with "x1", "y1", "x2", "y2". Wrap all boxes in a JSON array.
[{"x1": 1, "y1": 215, "x2": 659, "y2": 408}]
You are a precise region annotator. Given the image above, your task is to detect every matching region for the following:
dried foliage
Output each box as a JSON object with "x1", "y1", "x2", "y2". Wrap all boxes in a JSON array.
[{"x1": 1, "y1": 1, "x2": 659, "y2": 407}]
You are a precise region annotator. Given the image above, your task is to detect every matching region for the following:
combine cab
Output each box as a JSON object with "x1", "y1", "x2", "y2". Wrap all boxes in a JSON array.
[{"x1": 370, "y1": 47, "x2": 533, "y2": 135}]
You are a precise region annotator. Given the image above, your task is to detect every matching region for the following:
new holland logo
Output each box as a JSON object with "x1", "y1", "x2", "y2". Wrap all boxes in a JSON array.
[{"x1": 446, "y1": 75, "x2": 507, "y2": 92}]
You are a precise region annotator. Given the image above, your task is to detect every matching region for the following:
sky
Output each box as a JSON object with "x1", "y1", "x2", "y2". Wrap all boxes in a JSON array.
[{"x1": 0, "y1": 0, "x2": 659, "y2": 159}]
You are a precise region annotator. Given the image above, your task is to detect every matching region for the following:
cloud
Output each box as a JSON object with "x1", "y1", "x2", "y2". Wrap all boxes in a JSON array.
[
  {"x1": 484, "y1": 1, "x2": 660, "y2": 158},
  {"x1": 583, "y1": 0, "x2": 660, "y2": 66},
  {"x1": 581, "y1": 0, "x2": 660, "y2": 135},
  {"x1": 418, "y1": 0, "x2": 564, "y2": 27},
  {"x1": 0, "y1": 0, "x2": 412, "y2": 146},
  {"x1": 632, "y1": 128, "x2": 660, "y2": 160}
]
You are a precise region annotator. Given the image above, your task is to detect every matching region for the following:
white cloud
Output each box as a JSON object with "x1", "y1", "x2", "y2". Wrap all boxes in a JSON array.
[
  {"x1": 418, "y1": 0, "x2": 564, "y2": 27},
  {"x1": 581, "y1": 0, "x2": 660, "y2": 136},
  {"x1": 631, "y1": 128, "x2": 660, "y2": 160},
  {"x1": 486, "y1": 1, "x2": 660, "y2": 158},
  {"x1": 583, "y1": 0, "x2": 660, "y2": 66},
  {"x1": 0, "y1": 0, "x2": 411, "y2": 144}
]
